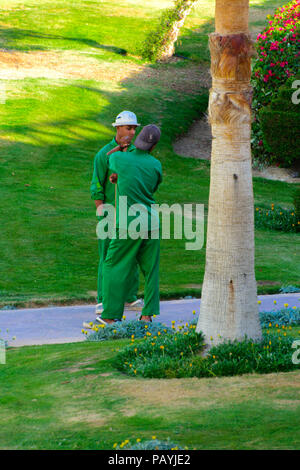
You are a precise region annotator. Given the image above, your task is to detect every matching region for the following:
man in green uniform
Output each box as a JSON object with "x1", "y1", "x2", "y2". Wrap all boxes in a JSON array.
[
  {"x1": 90, "y1": 111, "x2": 143, "y2": 315},
  {"x1": 98, "y1": 124, "x2": 162, "y2": 324}
]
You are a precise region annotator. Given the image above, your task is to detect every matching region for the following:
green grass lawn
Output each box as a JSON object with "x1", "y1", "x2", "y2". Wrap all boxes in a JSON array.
[
  {"x1": 0, "y1": 0, "x2": 299, "y2": 307},
  {"x1": 1, "y1": 326, "x2": 299, "y2": 450}
]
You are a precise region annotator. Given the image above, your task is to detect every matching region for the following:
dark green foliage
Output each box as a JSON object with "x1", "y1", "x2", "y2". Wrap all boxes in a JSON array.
[
  {"x1": 293, "y1": 187, "x2": 300, "y2": 231},
  {"x1": 259, "y1": 76, "x2": 300, "y2": 167}
]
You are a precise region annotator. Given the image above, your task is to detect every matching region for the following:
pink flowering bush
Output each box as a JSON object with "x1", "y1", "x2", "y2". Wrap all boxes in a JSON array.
[{"x1": 251, "y1": 0, "x2": 300, "y2": 166}]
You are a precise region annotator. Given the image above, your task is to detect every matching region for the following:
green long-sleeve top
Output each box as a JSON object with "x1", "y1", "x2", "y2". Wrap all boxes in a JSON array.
[
  {"x1": 109, "y1": 148, "x2": 162, "y2": 233},
  {"x1": 90, "y1": 138, "x2": 135, "y2": 206}
]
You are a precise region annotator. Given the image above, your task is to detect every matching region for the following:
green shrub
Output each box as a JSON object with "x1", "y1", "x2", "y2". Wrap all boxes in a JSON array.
[
  {"x1": 254, "y1": 203, "x2": 299, "y2": 232},
  {"x1": 113, "y1": 325, "x2": 205, "y2": 377},
  {"x1": 84, "y1": 319, "x2": 173, "y2": 342},
  {"x1": 259, "y1": 77, "x2": 300, "y2": 167},
  {"x1": 251, "y1": 0, "x2": 300, "y2": 166},
  {"x1": 113, "y1": 438, "x2": 185, "y2": 450},
  {"x1": 139, "y1": 0, "x2": 197, "y2": 62},
  {"x1": 260, "y1": 307, "x2": 300, "y2": 328},
  {"x1": 113, "y1": 326, "x2": 300, "y2": 379}
]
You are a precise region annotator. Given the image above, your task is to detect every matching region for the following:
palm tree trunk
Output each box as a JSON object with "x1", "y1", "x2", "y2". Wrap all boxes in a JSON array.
[{"x1": 196, "y1": 0, "x2": 262, "y2": 347}]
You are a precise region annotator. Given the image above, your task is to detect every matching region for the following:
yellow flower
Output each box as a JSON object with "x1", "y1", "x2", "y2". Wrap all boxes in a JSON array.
[
  {"x1": 284, "y1": 303, "x2": 289, "y2": 308},
  {"x1": 158, "y1": 331, "x2": 161, "y2": 336},
  {"x1": 171, "y1": 321, "x2": 175, "y2": 324},
  {"x1": 269, "y1": 341, "x2": 271, "y2": 345},
  {"x1": 144, "y1": 325, "x2": 148, "y2": 329},
  {"x1": 113, "y1": 330, "x2": 117, "y2": 334},
  {"x1": 160, "y1": 345, "x2": 164, "y2": 350},
  {"x1": 136, "y1": 438, "x2": 141, "y2": 443},
  {"x1": 257, "y1": 300, "x2": 261, "y2": 305},
  {"x1": 122, "y1": 315, "x2": 126, "y2": 320},
  {"x1": 152, "y1": 436, "x2": 156, "y2": 440},
  {"x1": 153, "y1": 315, "x2": 157, "y2": 318},
  {"x1": 131, "y1": 334, "x2": 135, "y2": 339},
  {"x1": 151, "y1": 342, "x2": 155, "y2": 346},
  {"x1": 269, "y1": 323, "x2": 272, "y2": 327},
  {"x1": 213, "y1": 355, "x2": 216, "y2": 359},
  {"x1": 134, "y1": 370, "x2": 137, "y2": 374},
  {"x1": 134, "y1": 348, "x2": 137, "y2": 353},
  {"x1": 292, "y1": 306, "x2": 297, "y2": 310},
  {"x1": 273, "y1": 300, "x2": 277, "y2": 305},
  {"x1": 192, "y1": 310, "x2": 196, "y2": 314},
  {"x1": 190, "y1": 363, "x2": 192, "y2": 367},
  {"x1": 180, "y1": 352, "x2": 183, "y2": 356},
  {"x1": 113, "y1": 443, "x2": 117, "y2": 448}
]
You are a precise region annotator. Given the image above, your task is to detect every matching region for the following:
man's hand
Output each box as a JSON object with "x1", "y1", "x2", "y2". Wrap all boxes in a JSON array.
[
  {"x1": 95, "y1": 200, "x2": 104, "y2": 217},
  {"x1": 119, "y1": 135, "x2": 131, "y2": 151},
  {"x1": 109, "y1": 173, "x2": 118, "y2": 184}
]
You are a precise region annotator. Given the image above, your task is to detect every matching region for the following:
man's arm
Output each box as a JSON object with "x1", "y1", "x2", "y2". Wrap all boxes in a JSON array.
[
  {"x1": 90, "y1": 149, "x2": 109, "y2": 216},
  {"x1": 153, "y1": 162, "x2": 163, "y2": 194}
]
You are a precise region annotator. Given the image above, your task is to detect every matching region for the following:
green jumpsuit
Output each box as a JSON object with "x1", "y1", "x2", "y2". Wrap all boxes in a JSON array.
[
  {"x1": 90, "y1": 138, "x2": 139, "y2": 304},
  {"x1": 101, "y1": 148, "x2": 162, "y2": 320}
]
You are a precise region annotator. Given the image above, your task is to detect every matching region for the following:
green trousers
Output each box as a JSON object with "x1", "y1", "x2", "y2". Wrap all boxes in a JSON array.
[
  {"x1": 101, "y1": 232, "x2": 160, "y2": 320},
  {"x1": 97, "y1": 237, "x2": 139, "y2": 304}
]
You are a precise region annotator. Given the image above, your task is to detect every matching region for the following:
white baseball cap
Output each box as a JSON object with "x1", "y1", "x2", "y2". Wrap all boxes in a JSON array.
[{"x1": 112, "y1": 110, "x2": 140, "y2": 127}]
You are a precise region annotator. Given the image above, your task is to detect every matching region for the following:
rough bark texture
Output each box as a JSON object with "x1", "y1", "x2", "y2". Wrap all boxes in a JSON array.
[
  {"x1": 160, "y1": 0, "x2": 196, "y2": 60},
  {"x1": 196, "y1": 0, "x2": 262, "y2": 347}
]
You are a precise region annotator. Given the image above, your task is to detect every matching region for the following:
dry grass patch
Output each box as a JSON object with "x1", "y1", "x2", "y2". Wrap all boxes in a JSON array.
[
  {"x1": 0, "y1": 50, "x2": 144, "y2": 81},
  {"x1": 65, "y1": 411, "x2": 108, "y2": 427},
  {"x1": 127, "y1": 63, "x2": 211, "y2": 94},
  {"x1": 109, "y1": 371, "x2": 300, "y2": 410}
]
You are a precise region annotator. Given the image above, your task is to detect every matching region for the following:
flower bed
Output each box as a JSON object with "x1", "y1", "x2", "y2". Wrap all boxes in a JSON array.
[{"x1": 251, "y1": 0, "x2": 300, "y2": 166}]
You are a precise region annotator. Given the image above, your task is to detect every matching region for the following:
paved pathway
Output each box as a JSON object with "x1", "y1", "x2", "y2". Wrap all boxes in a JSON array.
[{"x1": 0, "y1": 293, "x2": 299, "y2": 347}]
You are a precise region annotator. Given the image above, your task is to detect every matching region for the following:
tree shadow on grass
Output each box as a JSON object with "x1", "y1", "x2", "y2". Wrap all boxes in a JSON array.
[{"x1": 0, "y1": 27, "x2": 127, "y2": 55}]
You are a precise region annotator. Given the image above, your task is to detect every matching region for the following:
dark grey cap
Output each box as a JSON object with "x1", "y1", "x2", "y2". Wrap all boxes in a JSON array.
[{"x1": 134, "y1": 124, "x2": 161, "y2": 151}]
